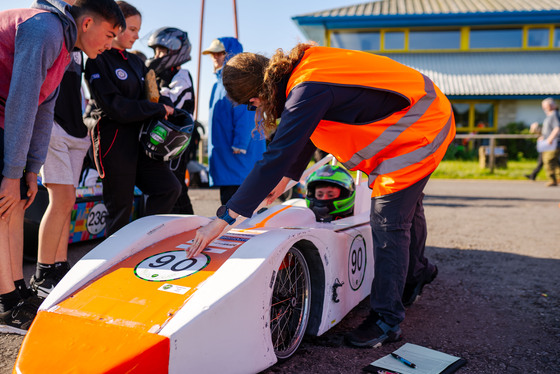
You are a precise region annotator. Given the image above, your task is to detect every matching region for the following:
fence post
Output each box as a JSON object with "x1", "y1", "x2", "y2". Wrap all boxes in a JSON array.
[{"x1": 489, "y1": 137, "x2": 496, "y2": 173}]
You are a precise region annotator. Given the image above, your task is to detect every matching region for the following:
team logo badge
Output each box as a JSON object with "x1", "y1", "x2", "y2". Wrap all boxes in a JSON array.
[{"x1": 115, "y1": 68, "x2": 128, "y2": 80}]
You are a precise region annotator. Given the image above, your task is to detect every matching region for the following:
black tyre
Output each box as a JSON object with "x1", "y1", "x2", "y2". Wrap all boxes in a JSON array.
[{"x1": 270, "y1": 246, "x2": 311, "y2": 360}]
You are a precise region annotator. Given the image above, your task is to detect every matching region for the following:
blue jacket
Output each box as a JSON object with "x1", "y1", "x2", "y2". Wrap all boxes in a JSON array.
[{"x1": 207, "y1": 37, "x2": 266, "y2": 187}]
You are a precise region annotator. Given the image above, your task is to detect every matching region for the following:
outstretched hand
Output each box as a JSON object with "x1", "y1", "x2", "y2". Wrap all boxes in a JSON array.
[
  {"x1": 163, "y1": 104, "x2": 174, "y2": 119},
  {"x1": 186, "y1": 218, "x2": 228, "y2": 258},
  {"x1": 0, "y1": 177, "x2": 21, "y2": 219},
  {"x1": 23, "y1": 172, "x2": 38, "y2": 209}
]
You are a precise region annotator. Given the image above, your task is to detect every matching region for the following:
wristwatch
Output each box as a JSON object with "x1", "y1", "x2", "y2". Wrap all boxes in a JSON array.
[{"x1": 216, "y1": 205, "x2": 236, "y2": 225}]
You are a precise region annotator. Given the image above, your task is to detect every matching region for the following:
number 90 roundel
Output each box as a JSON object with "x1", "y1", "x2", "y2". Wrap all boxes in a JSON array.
[
  {"x1": 135, "y1": 251, "x2": 210, "y2": 282},
  {"x1": 348, "y1": 234, "x2": 366, "y2": 290}
]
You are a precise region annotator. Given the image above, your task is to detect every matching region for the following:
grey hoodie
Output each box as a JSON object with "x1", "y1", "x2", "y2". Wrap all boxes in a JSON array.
[{"x1": 1, "y1": 0, "x2": 77, "y2": 179}]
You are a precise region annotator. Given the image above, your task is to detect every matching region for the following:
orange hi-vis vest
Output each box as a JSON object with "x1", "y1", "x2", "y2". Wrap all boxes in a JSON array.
[{"x1": 286, "y1": 46, "x2": 456, "y2": 197}]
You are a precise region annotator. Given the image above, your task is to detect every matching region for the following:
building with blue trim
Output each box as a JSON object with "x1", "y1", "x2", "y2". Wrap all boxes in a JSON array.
[{"x1": 292, "y1": 0, "x2": 560, "y2": 133}]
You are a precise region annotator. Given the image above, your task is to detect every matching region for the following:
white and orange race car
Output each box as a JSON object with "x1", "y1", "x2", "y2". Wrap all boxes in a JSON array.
[{"x1": 14, "y1": 160, "x2": 375, "y2": 374}]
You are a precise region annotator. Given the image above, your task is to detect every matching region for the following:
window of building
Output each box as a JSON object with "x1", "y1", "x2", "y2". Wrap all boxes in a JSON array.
[
  {"x1": 470, "y1": 28, "x2": 523, "y2": 49},
  {"x1": 452, "y1": 103, "x2": 470, "y2": 130},
  {"x1": 384, "y1": 31, "x2": 405, "y2": 50},
  {"x1": 408, "y1": 30, "x2": 460, "y2": 50},
  {"x1": 473, "y1": 103, "x2": 494, "y2": 130},
  {"x1": 452, "y1": 102, "x2": 496, "y2": 132},
  {"x1": 527, "y1": 28, "x2": 550, "y2": 47},
  {"x1": 555, "y1": 27, "x2": 560, "y2": 47},
  {"x1": 330, "y1": 31, "x2": 380, "y2": 51},
  {"x1": 300, "y1": 25, "x2": 327, "y2": 47}
]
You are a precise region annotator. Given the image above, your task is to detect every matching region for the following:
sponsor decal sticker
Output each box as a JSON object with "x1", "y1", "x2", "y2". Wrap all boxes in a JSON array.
[
  {"x1": 158, "y1": 283, "x2": 190, "y2": 295},
  {"x1": 207, "y1": 240, "x2": 238, "y2": 249},
  {"x1": 219, "y1": 235, "x2": 251, "y2": 242},
  {"x1": 203, "y1": 248, "x2": 226, "y2": 254}
]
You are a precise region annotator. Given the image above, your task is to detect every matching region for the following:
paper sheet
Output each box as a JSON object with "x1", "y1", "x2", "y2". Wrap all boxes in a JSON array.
[
  {"x1": 537, "y1": 139, "x2": 558, "y2": 153},
  {"x1": 369, "y1": 343, "x2": 462, "y2": 374}
]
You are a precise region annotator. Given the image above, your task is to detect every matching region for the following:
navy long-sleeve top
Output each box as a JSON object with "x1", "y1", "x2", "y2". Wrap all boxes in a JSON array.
[{"x1": 226, "y1": 79, "x2": 409, "y2": 217}]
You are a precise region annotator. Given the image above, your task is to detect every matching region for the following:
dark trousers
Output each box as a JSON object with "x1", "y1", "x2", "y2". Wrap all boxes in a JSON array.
[
  {"x1": 369, "y1": 174, "x2": 435, "y2": 326},
  {"x1": 219, "y1": 185, "x2": 239, "y2": 205},
  {"x1": 528, "y1": 153, "x2": 543, "y2": 180},
  {"x1": 98, "y1": 124, "x2": 181, "y2": 236}
]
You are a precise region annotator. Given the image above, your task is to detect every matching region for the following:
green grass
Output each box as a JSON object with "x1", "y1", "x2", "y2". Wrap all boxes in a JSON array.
[{"x1": 432, "y1": 160, "x2": 545, "y2": 180}]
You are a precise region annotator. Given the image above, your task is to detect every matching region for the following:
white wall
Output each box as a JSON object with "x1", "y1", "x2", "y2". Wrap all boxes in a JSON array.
[{"x1": 515, "y1": 100, "x2": 547, "y2": 125}]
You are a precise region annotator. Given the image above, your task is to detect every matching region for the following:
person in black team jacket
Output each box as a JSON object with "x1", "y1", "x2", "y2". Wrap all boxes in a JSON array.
[
  {"x1": 146, "y1": 27, "x2": 196, "y2": 214},
  {"x1": 84, "y1": 1, "x2": 180, "y2": 236}
]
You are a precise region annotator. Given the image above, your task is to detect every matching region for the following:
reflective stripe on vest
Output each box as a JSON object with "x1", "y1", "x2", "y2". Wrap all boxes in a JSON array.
[
  {"x1": 339, "y1": 74, "x2": 454, "y2": 187},
  {"x1": 367, "y1": 112, "x2": 454, "y2": 187},
  {"x1": 343, "y1": 75, "x2": 437, "y2": 170}
]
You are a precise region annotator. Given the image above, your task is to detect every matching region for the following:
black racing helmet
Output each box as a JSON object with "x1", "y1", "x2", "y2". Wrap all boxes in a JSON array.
[
  {"x1": 139, "y1": 109, "x2": 194, "y2": 162},
  {"x1": 306, "y1": 164, "x2": 355, "y2": 222},
  {"x1": 146, "y1": 27, "x2": 192, "y2": 74}
]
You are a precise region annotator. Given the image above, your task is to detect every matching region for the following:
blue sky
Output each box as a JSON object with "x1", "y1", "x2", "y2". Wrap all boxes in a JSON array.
[{"x1": 0, "y1": 0, "x2": 354, "y2": 124}]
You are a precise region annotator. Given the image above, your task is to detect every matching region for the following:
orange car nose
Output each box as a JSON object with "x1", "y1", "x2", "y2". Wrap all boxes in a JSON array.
[{"x1": 14, "y1": 311, "x2": 170, "y2": 374}]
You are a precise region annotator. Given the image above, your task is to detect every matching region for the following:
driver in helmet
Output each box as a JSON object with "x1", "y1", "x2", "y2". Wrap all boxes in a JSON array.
[
  {"x1": 146, "y1": 27, "x2": 195, "y2": 114},
  {"x1": 146, "y1": 27, "x2": 197, "y2": 214},
  {"x1": 306, "y1": 164, "x2": 355, "y2": 222}
]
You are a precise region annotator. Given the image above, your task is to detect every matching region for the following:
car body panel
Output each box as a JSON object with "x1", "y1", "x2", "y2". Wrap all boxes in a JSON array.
[{"x1": 15, "y1": 182, "x2": 374, "y2": 374}]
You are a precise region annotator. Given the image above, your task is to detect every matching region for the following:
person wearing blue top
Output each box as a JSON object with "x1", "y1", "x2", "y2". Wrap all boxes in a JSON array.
[{"x1": 202, "y1": 37, "x2": 266, "y2": 205}]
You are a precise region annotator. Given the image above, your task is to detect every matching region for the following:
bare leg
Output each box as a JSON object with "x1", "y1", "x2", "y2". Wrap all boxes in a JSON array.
[
  {"x1": 8, "y1": 200, "x2": 26, "y2": 282},
  {"x1": 37, "y1": 184, "x2": 75, "y2": 264},
  {"x1": 0, "y1": 217, "x2": 15, "y2": 294},
  {"x1": 54, "y1": 213, "x2": 71, "y2": 263}
]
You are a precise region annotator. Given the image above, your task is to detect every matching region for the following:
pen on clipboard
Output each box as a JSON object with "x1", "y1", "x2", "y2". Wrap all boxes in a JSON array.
[{"x1": 391, "y1": 352, "x2": 416, "y2": 368}]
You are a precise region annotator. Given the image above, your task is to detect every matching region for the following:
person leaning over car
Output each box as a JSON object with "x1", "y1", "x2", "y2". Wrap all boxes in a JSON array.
[{"x1": 188, "y1": 43, "x2": 454, "y2": 349}]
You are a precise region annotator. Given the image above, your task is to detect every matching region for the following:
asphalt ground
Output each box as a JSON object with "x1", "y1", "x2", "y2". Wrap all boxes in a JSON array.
[{"x1": 1, "y1": 179, "x2": 559, "y2": 373}]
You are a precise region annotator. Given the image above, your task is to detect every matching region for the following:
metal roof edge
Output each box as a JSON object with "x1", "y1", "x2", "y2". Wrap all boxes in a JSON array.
[
  {"x1": 447, "y1": 95, "x2": 560, "y2": 100},
  {"x1": 292, "y1": 11, "x2": 560, "y2": 29}
]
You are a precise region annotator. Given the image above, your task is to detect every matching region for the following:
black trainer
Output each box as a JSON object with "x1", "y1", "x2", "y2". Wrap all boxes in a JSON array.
[
  {"x1": 345, "y1": 312, "x2": 402, "y2": 348},
  {"x1": 54, "y1": 261, "x2": 71, "y2": 281},
  {"x1": 0, "y1": 300, "x2": 37, "y2": 335},
  {"x1": 25, "y1": 294, "x2": 44, "y2": 314},
  {"x1": 30, "y1": 273, "x2": 60, "y2": 299},
  {"x1": 402, "y1": 265, "x2": 438, "y2": 307}
]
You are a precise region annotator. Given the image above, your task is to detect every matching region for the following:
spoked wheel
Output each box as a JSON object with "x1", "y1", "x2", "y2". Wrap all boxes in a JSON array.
[{"x1": 270, "y1": 246, "x2": 311, "y2": 360}]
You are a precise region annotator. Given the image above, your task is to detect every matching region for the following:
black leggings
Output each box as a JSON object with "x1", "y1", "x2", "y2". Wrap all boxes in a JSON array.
[{"x1": 96, "y1": 125, "x2": 181, "y2": 236}]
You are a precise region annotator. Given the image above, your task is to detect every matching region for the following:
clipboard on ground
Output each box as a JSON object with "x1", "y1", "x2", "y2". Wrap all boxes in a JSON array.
[{"x1": 363, "y1": 343, "x2": 467, "y2": 374}]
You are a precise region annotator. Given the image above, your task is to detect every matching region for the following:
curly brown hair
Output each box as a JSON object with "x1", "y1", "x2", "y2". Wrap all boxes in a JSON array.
[{"x1": 223, "y1": 43, "x2": 313, "y2": 132}]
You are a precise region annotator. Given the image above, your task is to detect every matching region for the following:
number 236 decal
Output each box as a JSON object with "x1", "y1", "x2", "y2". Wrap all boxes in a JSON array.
[
  {"x1": 348, "y1": 235, "x2": 366, "y2": 290},
  {"x1": 135, "y1": 251, "x2": 210, "y2": 282}
]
